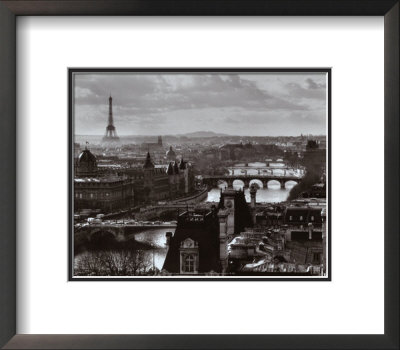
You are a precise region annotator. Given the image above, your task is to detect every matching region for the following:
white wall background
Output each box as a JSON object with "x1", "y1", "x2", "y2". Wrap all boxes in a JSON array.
[{"x1": 17, "y1": 17, "x2": 384, "y2": 334}]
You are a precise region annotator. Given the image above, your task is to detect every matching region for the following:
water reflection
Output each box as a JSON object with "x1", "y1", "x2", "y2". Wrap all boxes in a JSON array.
[
  {"x1": 206, "y1": 181, "x2": 297, "y2": 203},
  {"x1": 133, "y1": 228, "x2": 171, "y2": 270}
]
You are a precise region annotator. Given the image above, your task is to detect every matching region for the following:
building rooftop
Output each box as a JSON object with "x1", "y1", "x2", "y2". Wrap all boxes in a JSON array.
[
  {"x1": 162, "y1": 210, "x2": 220, "y2": 274},
  {"x1": 74, "y1": 175, "x2": 127, "y2": 183},
  {"x1": 143, "y1": 152, "x2": 155, "y2": 169},
  {"x1": 78, "y1": 148, "x2": 96, "y2": 164}
]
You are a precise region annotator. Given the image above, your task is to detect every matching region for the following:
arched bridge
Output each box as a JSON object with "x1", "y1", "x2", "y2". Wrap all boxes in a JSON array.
[
  {"x1": 228, "y1": 167, "x2": 303, "y2": 175},
  {"x1": 202, "y1": 174, "x2": 303, "y2": 189},
  {"x1": 77, "y1": 222, "x2": 177, "y2": 241}
]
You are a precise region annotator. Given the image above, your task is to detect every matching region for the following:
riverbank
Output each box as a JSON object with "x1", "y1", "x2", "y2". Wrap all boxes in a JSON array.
[
  {"x1": 173, "y1": 187, "x2": 208, "y2": 204},
  {"x1": 74, "y1": 229, "x2": 155, "y2": 255}
]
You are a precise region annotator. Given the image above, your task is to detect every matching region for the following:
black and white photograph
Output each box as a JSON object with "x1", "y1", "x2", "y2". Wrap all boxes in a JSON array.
[
  {"x1": 70, "y1": 69, "x2": 330, "y2": 280},
  {"x1": 2, "y1": 3, "x2": 397, "y2": 346}
]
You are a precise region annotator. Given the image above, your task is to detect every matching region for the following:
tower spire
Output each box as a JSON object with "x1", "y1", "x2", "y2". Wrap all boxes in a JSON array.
[
  {"x1": 103, "y1": 94, "x2": 119, "y2": 142},
  {"x1": 108, "y1": 95, "x2": 114, "y2": 127}
]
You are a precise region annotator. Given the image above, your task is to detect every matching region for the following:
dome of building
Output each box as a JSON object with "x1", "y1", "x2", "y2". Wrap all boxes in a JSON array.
[
  {"x1": 76, "y1": 147, "x2": 97, "y2": 177},
  {"x1": 78, "y1": 148, "x2": 96, "y2": 165},
  {"x1": 166, "y1": 146, "x2": 176, "y2": 161}
]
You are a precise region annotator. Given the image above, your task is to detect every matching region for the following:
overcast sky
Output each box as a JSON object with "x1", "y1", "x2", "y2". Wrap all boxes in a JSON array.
[{"x1": 73, "y1": 72, "x2": 327, "y2": 136}]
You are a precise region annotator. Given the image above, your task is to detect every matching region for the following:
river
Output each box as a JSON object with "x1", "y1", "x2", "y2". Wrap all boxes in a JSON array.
[
  {"x1": 75, "y1": 228, "x2": 170, "y2": 273},
  {"x1": 135, "y1": 163, "x2": 299, "y2": 271},
  {"x1": 132, "y1": 163, "x2": 299, "y2": 271},
  {"x1": 133, "y1": 228, "x2": 170, "y2": 270},
  {"x1": 75, "y1": 162, "x2": 301, "y2": 275}
]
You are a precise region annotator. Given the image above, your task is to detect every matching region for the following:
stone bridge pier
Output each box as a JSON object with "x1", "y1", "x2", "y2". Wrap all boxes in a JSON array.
[
  {"x1": 203, "y1": 175, "x2": 300, "y2": 190},
  {"x1": 87, "y1": 225, "x2": 126, "y2": 241},
  {"x1": 261, "y1": 180, "x2": 286, "y2": 189}
]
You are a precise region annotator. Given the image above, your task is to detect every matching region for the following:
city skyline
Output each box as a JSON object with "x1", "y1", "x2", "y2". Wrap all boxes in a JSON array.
[
  {"x1": 75, "y1": 131, "x2": 326, "y2": 137},
  {"x1": 72, "y1": 70, "x2": 329, "y2": 279},
  {"x1": 74, "y1": 72, "x2": 327, "y2": 137}
]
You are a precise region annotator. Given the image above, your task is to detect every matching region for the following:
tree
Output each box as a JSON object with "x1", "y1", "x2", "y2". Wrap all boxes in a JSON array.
[
  {"x1": 306, "y1": 140, "x2": 319, "y2": 150},
  {"x1": 75, "y1": 250, "x2": 152, "y2": 276},
  {"x1": 288, "y1": 171, "x2": 321, "y2": 200}
]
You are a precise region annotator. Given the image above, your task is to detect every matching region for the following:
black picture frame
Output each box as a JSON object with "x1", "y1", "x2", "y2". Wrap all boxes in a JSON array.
[
  {"x1": 68, "y1": 67, "x2": 332, "y2": 282},
  {"x1": 0, "y1": 1, "x2": 398, "y2": 349}
]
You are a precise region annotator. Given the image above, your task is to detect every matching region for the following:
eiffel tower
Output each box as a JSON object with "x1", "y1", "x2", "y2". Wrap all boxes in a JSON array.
[{"x1": 103, "y1": 95, "x2": 119, "y2": 142}]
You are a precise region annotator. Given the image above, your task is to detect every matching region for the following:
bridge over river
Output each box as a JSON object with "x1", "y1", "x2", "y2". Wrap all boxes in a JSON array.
[
  {"x1": 202, "y1": 173, "x2": 303, "y2": 189},
  {"x1": 228, "y1": 167, "x2": 303, "y2": 176},
  {"x1": 76, "y1": 222, "x2": 177, "y2": 241}
]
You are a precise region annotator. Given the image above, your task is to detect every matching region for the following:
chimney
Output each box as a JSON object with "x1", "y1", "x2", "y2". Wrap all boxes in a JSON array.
[
  {"x1": 250, "y1": 184, "x2": 257, "y2": 209},
  {"x1": 218, "y1": 209, "x2": 229, "y2": 239},
  {"x1": 217, "y1": 209, "x2": 229, "y2": 273},
  {"x1": 165, "y1": 232, "x2": 173, "y2": 247},
  {"x1": 308, "y1": 223, "x2": 313, "y2": 240}
]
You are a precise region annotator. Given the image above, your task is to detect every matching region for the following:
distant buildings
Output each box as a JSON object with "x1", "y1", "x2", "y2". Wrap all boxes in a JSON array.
[
  {"x1": 141, "y1": 135, "x2": 163, "y2": 152},
  {"x1": 166, "y1": 146, "x2": 176, "y2": 161},
  {"x1": 74, "y1": 146, "x2": 195, "y2": 211},
  {"x1": 218, "y1": 142, "x2": 284, "y2": 161},
  {"x1": 142, "y1": 152, "x2": 171, "y2": 202},
  {"x1": 74, "y1": 146, "x2": 134, "y2": 211},
  {"x1": 142, "y1": 151, "x2": 194, "y2": 202},
  {"x1": 303, "y1": 139, "x2": 326, "y2": 171}
]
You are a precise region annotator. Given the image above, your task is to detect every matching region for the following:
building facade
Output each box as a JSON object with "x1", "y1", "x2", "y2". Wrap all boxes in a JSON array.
[
  {"x1": 74, "y1": 147, "x2": 134, "y2": 211},
  {"x1": 117, "y1": 151, "x2": 195, "y2": 205},
  {"x1": 163, "y1": 209, "x2": 221, "y2": 274},
  {"x1": 162, "y1": 188, "x2": 253, "y2": 275}
]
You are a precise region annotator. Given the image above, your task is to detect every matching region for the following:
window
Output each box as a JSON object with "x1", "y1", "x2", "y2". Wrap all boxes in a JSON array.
[
  {"x1": 289, "y1": 216, "x2": 292, "y2": 221},
  {"x1": 300, "y1": 215, "x2": 303, "y2": 221},
  {"x1": 311, "y1": 216, "x2": 314, "y2": 221},
  {"x1": 90, "y1": 193, "x2": 94, "y2": 199},
  {"x1": 184, "y1": 254, "x2": 195, "y2": 272},
  {"x1": 313, "y1": 253, "x2": 320, "y2": 263}
]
